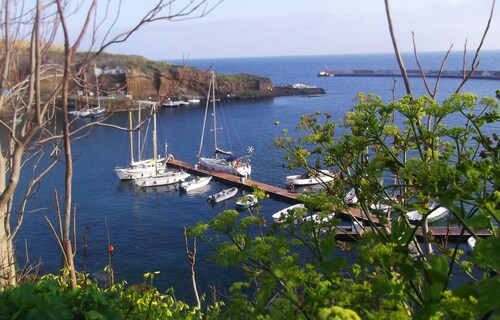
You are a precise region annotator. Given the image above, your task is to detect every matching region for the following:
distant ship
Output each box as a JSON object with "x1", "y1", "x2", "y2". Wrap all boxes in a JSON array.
[{"x1": 317, "y1": 68, "x2": 334, "y2": 77}]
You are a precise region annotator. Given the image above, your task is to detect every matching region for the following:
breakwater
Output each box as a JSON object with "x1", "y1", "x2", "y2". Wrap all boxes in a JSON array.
[{"x1": 326, "y1": 69, "x2": 500, "y2": 80}]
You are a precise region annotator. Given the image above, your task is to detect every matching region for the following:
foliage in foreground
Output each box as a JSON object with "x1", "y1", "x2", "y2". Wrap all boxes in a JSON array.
[
  {"x1": 189, "y1": 92, "x2": 499, "y2": 319},
  {"x1": 0, "y1": 272, "x2": 222, "y2": 320}
]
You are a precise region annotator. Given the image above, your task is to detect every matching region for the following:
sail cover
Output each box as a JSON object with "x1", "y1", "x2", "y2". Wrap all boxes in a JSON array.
[{"x1": 215, "y1": 148, "x2": 232, "y2": 156}]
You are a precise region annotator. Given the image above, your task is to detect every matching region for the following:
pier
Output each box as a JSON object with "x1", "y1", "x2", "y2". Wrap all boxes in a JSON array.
[{"x1": 167, "y1": 159, "x2": 492, "y2": 242}]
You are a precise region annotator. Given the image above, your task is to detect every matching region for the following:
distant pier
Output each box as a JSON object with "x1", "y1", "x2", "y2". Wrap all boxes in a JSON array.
[
  {"x1": 322, "y1": 69, "x2": 500, "y2": 80},
  {"x1": 168, "y1": 158, "x2": 491, "y2": 242}
]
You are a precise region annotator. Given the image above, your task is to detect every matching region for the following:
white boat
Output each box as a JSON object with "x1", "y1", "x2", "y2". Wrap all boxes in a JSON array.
[
  {"x1": 235, "y1": 194, "x2": 258, "y2": 209},
  {"x1": 128, "y1": 111, "x2": 189, "y2": 187},
  {"x1": 345, "y1": 188, "x2": 358, "y2": 206},
  {"x1": 407, "y1": 203, "x2": 449, "y2": 223},
  {"x1": 272, "y1": 203, "x2": 306, "y2": 223},
  {"x1": 114, "y1": 107, "x2": 169, "y2": 180},
  {"x1": 90, "y1": 106, "x2": 106, "y2": 118},
  {"x1": 207, "y1": 187, "x2": 238, "y2": 203},
  {"x1": 467, "y1": 236, "x2": 476, "y2": 251},
  {"x1": 132, "y1": 169, "x2": 190, "y2": 188},
  {"x1": 188, "y1": 99, "x2": 201, "y2": 104},
  {"x1": 197, "y1": 72, "x2": 252, "y2": 177},
  {"x1": 285, "y1": 169, "x2": 336, "y2": 186},
  {"x1": 180, "y1": 176, "x2": 212, "y2": 192}
]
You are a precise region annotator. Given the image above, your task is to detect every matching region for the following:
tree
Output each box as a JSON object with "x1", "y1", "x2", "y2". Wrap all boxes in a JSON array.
[
  {"x1": 0, "y1": 0, "x2": 222, "y2": 290},
  {"x1": 189, "y1": 1, "x2": 499, "y2": 318}
]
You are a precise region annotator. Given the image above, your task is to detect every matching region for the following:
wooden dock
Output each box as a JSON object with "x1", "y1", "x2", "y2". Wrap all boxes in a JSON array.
[
  {"x1": 168, "y1": 158, "x2": 301, "y2": 204},
  {"x1": 167, "y1": 159, "x2": 492, "y2": 241}
]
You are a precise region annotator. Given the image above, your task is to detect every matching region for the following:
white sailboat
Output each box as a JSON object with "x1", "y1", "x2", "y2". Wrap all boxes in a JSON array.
[
  {"x1": 131, "y1": 111, "x2": 190, "y2": 188},
  {"x1": 115, "y1": 105, "x2": 170, "y2": 180},
  {"x1": 197, "y1": 72, "x2": 252, "y2": 177}
]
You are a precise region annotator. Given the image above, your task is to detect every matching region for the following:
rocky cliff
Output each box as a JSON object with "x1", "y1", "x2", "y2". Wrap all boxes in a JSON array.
[{"x1": 37, "y1": 52, "x2": 325, "y2": 103}]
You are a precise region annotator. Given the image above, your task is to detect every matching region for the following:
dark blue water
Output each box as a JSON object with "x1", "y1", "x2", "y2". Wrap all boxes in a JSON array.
[{"x1": 15, "y1": 51, "x2": 500, "y2": 303}]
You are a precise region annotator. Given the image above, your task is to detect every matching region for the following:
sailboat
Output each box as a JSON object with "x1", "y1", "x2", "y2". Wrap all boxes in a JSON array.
[
  {"x1": 115, "y1": 105, "x2": 170, "y2": 180},
  {"x1": 131, "y1": 110, "x2": 190, "y2": 188},
  {"x1": 197, "y1": 72, "x2": 252, "y2": 177}
]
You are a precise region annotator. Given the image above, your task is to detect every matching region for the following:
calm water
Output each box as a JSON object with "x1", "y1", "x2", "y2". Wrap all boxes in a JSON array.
[{"x1": 15, "y1": 51, "x2": 500, "y2": 303}]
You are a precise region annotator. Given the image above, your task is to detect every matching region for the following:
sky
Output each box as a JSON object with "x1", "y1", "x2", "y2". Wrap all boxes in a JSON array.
[{"x1": 68, "y1": 0, "x2": 499, "y2": 60}]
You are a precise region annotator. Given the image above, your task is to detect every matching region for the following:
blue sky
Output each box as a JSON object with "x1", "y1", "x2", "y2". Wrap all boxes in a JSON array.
[{"x1": 72, "y1": 0, "x2": 499, "y2": 60}]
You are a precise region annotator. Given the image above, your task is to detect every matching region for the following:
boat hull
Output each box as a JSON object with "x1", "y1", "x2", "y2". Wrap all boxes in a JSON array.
[
  {"x1": 132, "y1": 170, "x2": 190, "y2": 188},
  {"x1": 115, "y1": 159, "x2": 167, "y2": 180},
  {"x1": 181, "y1": 176, "x2": 212, "y2": 192},
  {"x1": 235, "y1": 194, "x2": 257, "y2": 209},
  {"x1": 285, "y1": 170, "x2": 335, "y2": 186},
  {"x1": 208, "y1": 187, "x2": 238, "y2": 203},
  {"x1": 272, "y1": 203, "x2": 306, "y2": 223},
  {"x1": 199, "y1": 157, "x2": 251, "y2": 177},
  {"x1": 407, "y1": 206, "x2": 449, "y2": 223}
]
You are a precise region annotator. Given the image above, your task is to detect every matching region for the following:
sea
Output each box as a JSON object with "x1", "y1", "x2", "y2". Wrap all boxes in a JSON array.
[{"x1": 14, "y1": 51, "x2": 500, "y2": 304}]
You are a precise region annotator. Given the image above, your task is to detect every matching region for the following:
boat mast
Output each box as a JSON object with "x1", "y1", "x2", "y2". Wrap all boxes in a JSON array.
[
  {"x1": 212, "y1": 72, "x2": 218, "y2": 158},
  {"x1": 94, "y1": 64, "x2": 100, "y2": 109},
  {"x1": 197, "y1": 73, "x2": 212, "y2": 159},
  {"x1": 137, "y1": 103, "x2": 141, "y2": 161},
  {"x1": 153, "y1": 107, "x2": 158, "y2": 173},
  {"x1": 128, "y1": 110, "x2": 134, "y2": 164}
]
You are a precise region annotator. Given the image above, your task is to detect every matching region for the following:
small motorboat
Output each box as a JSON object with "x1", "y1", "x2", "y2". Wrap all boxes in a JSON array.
[
  {"x1": 467, "y1": 236, "x2": 477, "y2": 251},
  {"x1": 235, "y1": 194, "x2": 258, "y2": 210},
  {"x1": 285, "y1": 169, "x2": 336, "y2": 187},
  {"x1": 272, "y1": 203, "x2": 306, "y2": 223},
  {"x1": 207, "y1": 187, "x2": 238, "y2": 203},
  {"x1": 407, "y1": 203, "x2": 449, "y2": 223},
  {"x1": 180, "y1": 176, "x2": 212, "y2": 192}
]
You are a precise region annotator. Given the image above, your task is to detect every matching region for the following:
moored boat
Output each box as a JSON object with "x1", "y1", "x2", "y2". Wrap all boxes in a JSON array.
[
  {"x1": 285, "y1": 169, "x2": 336, "y2": 187},
  {"x1": 197, "y1": 72, "x2": 252, "y2": 177},
  {"x1": 132, "y1": 169, "x2": 190, "y2": 188},
  {"x1": 272, "y1": 203, "x2": 306, "y2": 223},
  {"x1": 407, "y1": 204, "x2": 449, "y2": 223},
  {"x1": 180, "y1": 176, "x2": 212, "y2": 192},
  {"x1": 114, "y1": 109, "x2": 169, "y2": 180},
  {"x1": 235, "y1": 194, "x2": 258, "y2": 210},
  {"x1": 207, "y1": 187, "x2": 238, "y2": 203}
]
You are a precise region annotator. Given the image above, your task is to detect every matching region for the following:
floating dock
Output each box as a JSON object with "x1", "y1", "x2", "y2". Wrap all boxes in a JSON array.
[{"x1": 167, "y1": 159, "x2": 492, "y2": 241}]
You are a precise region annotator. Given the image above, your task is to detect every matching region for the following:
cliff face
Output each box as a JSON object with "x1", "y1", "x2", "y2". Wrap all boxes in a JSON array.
[
  {"x1": 34, "y1": 51, "x2": 324, "y2": 102},
  {"x1": 121, "y1": 67, "x2": 275, "y2": 101}
]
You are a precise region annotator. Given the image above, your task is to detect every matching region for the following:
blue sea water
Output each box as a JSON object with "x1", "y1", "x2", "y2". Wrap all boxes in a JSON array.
[{"x1": 14, "y1": 51, "x2": 500, "y2": 304}]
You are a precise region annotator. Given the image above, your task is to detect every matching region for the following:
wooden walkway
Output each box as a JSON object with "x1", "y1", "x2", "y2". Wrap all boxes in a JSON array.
[
  {"x1": 167, "y1": 159, "x2": 492, "y2": 241},
  {"x1": 168, "y1": 159, "x2": 301, "y2": 203}
]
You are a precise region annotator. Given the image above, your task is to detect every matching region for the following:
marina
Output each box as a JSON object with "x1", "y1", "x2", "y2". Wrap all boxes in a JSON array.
[{"x1": 168, "y1": 158, "x2": 492, "y2": 242}]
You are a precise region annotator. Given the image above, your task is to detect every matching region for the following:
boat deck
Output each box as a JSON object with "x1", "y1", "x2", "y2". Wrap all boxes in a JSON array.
[{"x1": 167, "y1": 159, "x2": 492, "y2": 242}]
